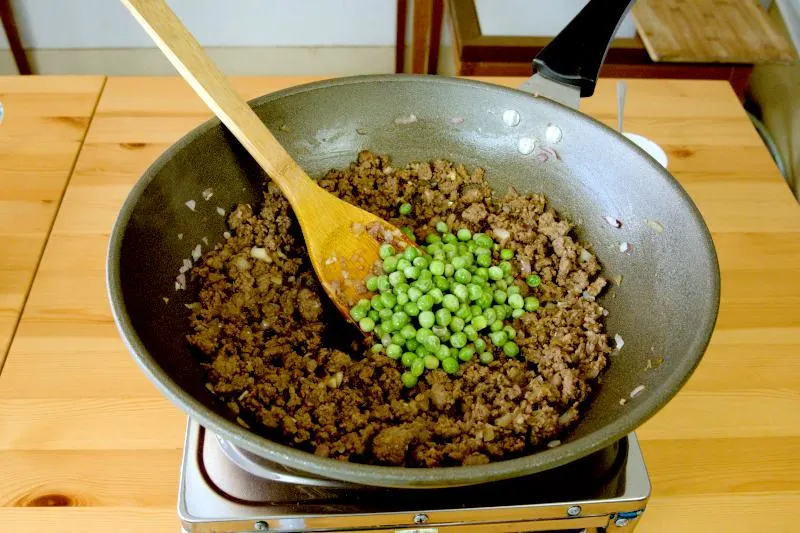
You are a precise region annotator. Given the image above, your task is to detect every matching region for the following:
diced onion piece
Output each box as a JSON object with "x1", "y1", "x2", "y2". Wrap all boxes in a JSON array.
[
  {"x1": 185, "y1": 200, "x2": 196, "y2": 211},
  {"x1": 216, "y1": 207, "x2": 225, "y2": 216},
  {"x1": 519, "y1": 257, "x2": 532, "y2": 275},
  {"x1": 614, "y1": 334, "x2": 625, "y2": 349},
  {"x1": 492, "y1": 227, "x2": 510, "y2": 242},
  {"x1": 630, "y1": 385, "x2": 646, "y2": 398},
  {"x1": 201, "y1": 188, "x2": 213, "y2": 201},
  {"x1": 604, "y1": 216, "x2": 622, "y2": 228},
  {"x1": 191, "y1": 244, "x2": 202, "y2": 261},
  {"x1": 547, "y1": 440, "x2": 561, "y2": 448},
  {"x1": 250, "y1": 247, "x2": 271, "y2": 262}
]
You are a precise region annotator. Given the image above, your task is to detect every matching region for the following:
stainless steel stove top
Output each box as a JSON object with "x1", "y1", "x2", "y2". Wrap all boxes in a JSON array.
[{"x1": 178, "y1": 419, "x2": 650, "y2": 532}]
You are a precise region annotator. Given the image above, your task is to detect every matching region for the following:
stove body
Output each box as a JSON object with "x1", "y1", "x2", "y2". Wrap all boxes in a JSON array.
[{"x1": 178, "y1": 420, "x2": 650, "y2": 532}]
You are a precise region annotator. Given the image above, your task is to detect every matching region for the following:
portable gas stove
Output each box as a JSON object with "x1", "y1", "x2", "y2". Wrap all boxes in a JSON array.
[{"x1": 178, "y1": 419, "x2": 649, "y2": 532}]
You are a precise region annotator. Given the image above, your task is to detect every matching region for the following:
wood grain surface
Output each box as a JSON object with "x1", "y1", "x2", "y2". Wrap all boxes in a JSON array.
[
  {"x1": 0, "y1": 76, "x2": 104, "y2": 365},
  {"x1": 632, "y1": 0, "x2": 796, "y2": 64},
  {"x1": 1, "y1": 76, "x2": 799, "y2": 533}
]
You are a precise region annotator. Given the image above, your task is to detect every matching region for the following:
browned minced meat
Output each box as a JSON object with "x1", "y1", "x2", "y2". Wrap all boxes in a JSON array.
[{"x1": 187, "y1": 150, "x2": 611, "y2": 467}]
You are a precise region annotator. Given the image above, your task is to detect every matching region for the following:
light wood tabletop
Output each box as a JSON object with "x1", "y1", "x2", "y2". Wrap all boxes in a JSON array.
[
  {"x1": 0, "y1": 76, "x2": 105, "y2": 365},
  {"x1": 0, "y1": 76, "x2": 799, "y2": 533}
]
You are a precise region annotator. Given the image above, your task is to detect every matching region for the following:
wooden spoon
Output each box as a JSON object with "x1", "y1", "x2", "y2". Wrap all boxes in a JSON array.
[{"x1": 121, "y1": 0, "x2": 415, "y2": 317}]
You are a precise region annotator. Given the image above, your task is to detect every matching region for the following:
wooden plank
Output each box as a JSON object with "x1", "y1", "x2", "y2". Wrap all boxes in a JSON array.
[
  {"x1": 0, "y1": 76, "x2": 104, "y2": 366},
  {"x1": 1, "y1": 76, "x2": 799, "y2": 533},
  {"x1": 632, "y1": 0, "x2": 797, "y2": 64}
]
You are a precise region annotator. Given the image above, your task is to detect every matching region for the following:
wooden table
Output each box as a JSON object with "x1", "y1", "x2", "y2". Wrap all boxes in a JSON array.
[
  {"x1": 0, "y1": 76, "x2": 104, "y2": 364},
  {"x1": 0, "y1": 76, "x2": 798, "y2": 533}
]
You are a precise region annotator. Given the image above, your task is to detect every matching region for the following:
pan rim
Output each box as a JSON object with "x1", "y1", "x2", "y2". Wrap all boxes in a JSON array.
[{"x1": 106, "y1": 73, "x2": 720, "y2": 488}]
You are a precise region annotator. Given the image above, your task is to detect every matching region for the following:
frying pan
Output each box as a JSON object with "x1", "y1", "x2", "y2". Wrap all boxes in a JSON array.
[{"x1": 107, "y1": 0, "x2": 719, "y2": 488}]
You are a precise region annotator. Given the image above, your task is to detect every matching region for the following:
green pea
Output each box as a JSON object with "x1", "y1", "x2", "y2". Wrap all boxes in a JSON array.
[
  {"x1": 395, "y1": 283, "x2": 410, "y2": 295},
  {"x1": 499, "y1": 261, "x2": 512, "y2": 275},
  {"x1": 488, "y1": 266, "x2": 503, "y2": 280},
  {"x1": 477, "y1": 235, "x2": 495, "y2": 248},
  {"x1": 494, "y1": 279, "x2": 508, "y2": 291},
  {"x1": 525, "y1": 296, "x2": 540, "y2": 312},
  {"x1": 350, "y1": 305, "x2": 367, "y2": 322},
  {"x1": 435, "y1": 221, "x2": 449, "y2": 233},
  {"x1": 368, "y1": 309, "x2": 379, "y2": 321},
  {"x1": 478, "y1": 292, "x2": 494, "y2": 309},
  {"x1": 451, "y1": 256, "x2": 467, "y2": 270},
  {"x1": 512, "y1": 308, "x2": 525, "y2": 318},
  {"x1": 452, "y1": 283, "x2": 469, "y2": 302},
  {"x1": 443, "y1": 233, "x2": 457, "y2": 244},
  {"x1": 417, "y1": 278, "x2": 435, "y2": 292},
  {"x1": 401, "y1": 226, "x2": 416, "y2": 241},
  {"x1": 442, "y1": 357, "x2": 459, "y2": 374},
  {"x1": 429, "y1": 259, "x2": 445, "y2": 276},
  {"x1": 451, "y1": 332, "x2": 468, "y2": 348},
  {"x1": 507, "y1": 285, "x2": 521, "y2": 296},
  {"x1": 406, "y1": 339, "x2": 420, "y2": 351},
  {"x1": 432, "y1": 326, "x2": 449, "y2": 340},
  {"x1": 526, "y1": 274, "x2": 541, "y2": 288},
  {"x1": 428, "y1": 288, "x2": 444, "y2": 304},
  {"x1": 504, "y1": 325, "x2": 516, "y2": 339},
  {"x1": 437, "y1": 345, "x2": 451, "y2": 361},
  {"x1": 508, "y1": 293, "x2": 524, "y2": 309},
  {"x1": 399, "y1": 202, "x2": 412, "y2": 215},
  {"x1": 388, "y1": 271, "x2": 405, "y2": 287},
  {"x1": 450, "y1": 316, "x2": 465, "y2": 333},
  {"x1": 359, "y1": 317, "x2": 376, "y2": 332},
  {"x1": 372, "y1": 344, "x2": 385, "y2": 355},
  {"x1": 479, "y1": 351, "x2": 494, "y2": 364},
  {"x1": 379, "y1": 243, "x2": 395, "y2": 259},
  {"x1": 450, "y1": 346, "x2": 460, "y2": 358},
  {"x1": 490, "y1": 319, "x2": 504, "y2": 332},
  {"x1": 476, "y1": 253, "x2": 492, "y2": 267},
  {"x1": 455, "y1": 304, "x2": 472, "y2": 321},
  {"x1": 435, "y1": 308, "x2": 452, "y2": 327},
  {"x1": 493, "y1": 290, "x2": 507, "y2": 304},
  {"x1": 444, "y1": 264, "x2": 455, "y2": 277},
  {"x1": 414, "y1": 344, "x2": 428, "y2": 358},
  {"x1": 396, "y1": 292, "x2": 409, "y2": 306},
  {"x1": 391, "y1": 312, "x2": 409, "y2": 329},
  {"x1": 471, "y1": 315, "x2": 489, "y2": 331},
  {"x1": 418, "y1": 268, "x2": 432, "y2": 281},
  {"x1": 365, "y1": 276, "x2": 379, "y2": 292},
  {"x1": 403, "y1": 301, "x2": 420, "y2": 316},
  {"x1": 407, "y1": 287, "x2": 422, "y2": 302},
  {"x1": 370, "y1": 295, "x2": 384, "y2": 310},
  {"x1": 425, "y1": 233, "x2": 441, "y2": 245},
  {"x1": 503, "y1": 342, "x2": 520, "y2": 357},
  {"x1": 484, "y1": 308, "x2": 497, "y2": 324},
  {"x1": 457, "y1": 228, "x2": 472, "y2": 241},
  {"x1": 435, "y1": 276, "x2": 451, "y2": 291},
  {"x1": 392, "y1": 333, "x2": 405, "y2": 346},
  {"x1": 474, "y1": 338, "x2": 487, "y2": 353},
  {"x1": 380, "y1": 292, "x2": 396, "y2": 309},
  {"x1": 411, "y1": 358, "x2": 426, "y2": 378},
  {"x1": 442, "y1": 294, "x2": 460, "y2": 311},
  {"x1": 500, "y1": 248, "x2": 514, "y2": 260},
  {"x1": 400, "y1": 324, "x2": 417, "y2": 340},
  {"x1": 416, "y1": 327, "x2": 431, "y2": 344},
  {"x1": 454, "y1": 268, "x2": 472, "y2": 284},
  {"x1": 397, "y1": 258, "x2": 411, "y2": 271},
  {"x1": 424, "y1": 334, "x2": 440, "y2": 351},
  {"x1": 403, "y1": 265, "x2": 419, "y2": 280},
  {"x1": 376, "y1": 276, "x2": 391, "y2": 293},
  {"x1": 458, "y1": 345, "x2": 475, "y2": 361},
  {"x1": 419, "y1": 310, "x2": 435, "y2": 329},
  {"x1": 417, "y1": 294, "x2": 434, "y2": 311},
  {"x1": 424, "y1": 354, "x2": 440, "y2": 369},
  {"x1": 401, "y1": 371, "x2": 418, "y2": 388},
  {"x1": 385, "y1": 344, "x2": 402, "y2": 359},
  {"x1": 464, "y1": 325, "x2": 478, "y2": 341},
  {"x1": 379, "y1": 308, "x2": 393, "y2": 320},
  {"x1": 468, "y1": 284, "x2": 483, "y2": 301},
  {"x1": 489, "y1": 330, "x2": 508, "y2": 346}
]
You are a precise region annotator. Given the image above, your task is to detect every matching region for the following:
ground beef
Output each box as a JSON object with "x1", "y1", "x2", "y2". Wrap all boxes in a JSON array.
[{"x1": 187, "y1": 150, "x2": 611, "y2": 467}]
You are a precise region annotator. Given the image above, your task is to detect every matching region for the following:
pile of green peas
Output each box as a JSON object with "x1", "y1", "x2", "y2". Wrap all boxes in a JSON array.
[{"x1": 349, "y1": 209, "x2": 542, "y2": 388}]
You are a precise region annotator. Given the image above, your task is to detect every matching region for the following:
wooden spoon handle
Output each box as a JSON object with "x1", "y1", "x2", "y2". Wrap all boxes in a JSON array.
[{"x1": 121, "y1": 0, "x2": 316, "y2": 204}]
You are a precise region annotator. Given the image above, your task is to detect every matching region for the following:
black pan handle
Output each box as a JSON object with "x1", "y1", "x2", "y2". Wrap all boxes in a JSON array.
[{"x1": 533, "y1": 0, "x2": 635, "y2": 98}]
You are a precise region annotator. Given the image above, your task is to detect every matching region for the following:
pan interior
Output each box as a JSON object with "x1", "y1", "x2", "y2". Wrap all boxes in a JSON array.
[{"x1": 111, "y1": 76, "x2": 718, "y2": 486}]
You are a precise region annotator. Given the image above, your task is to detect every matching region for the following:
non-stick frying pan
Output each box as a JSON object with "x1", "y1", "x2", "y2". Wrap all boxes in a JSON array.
[{"x1": 107, "y1": 0, "x2": 719, "y2": 488}]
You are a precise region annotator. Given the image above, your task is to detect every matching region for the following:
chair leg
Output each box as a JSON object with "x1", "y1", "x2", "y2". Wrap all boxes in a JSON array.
[{"x1": 0, "y1": 0, "x2": 31, "y2": 74}]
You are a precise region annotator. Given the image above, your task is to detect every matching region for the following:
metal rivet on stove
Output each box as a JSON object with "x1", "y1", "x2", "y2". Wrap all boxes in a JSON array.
[
  {"x1": 567, "y1": 505, "x2": 582, "y2": 516},
  {"x1": 254, "y1": 521, "x2": 269, "y2": 530},
  {"x1": 413, "y1": 513, "x2": 429, "y2": 524},
  {"x1": 615, "y1": 517, "x2": 629, "y2": 527}
]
